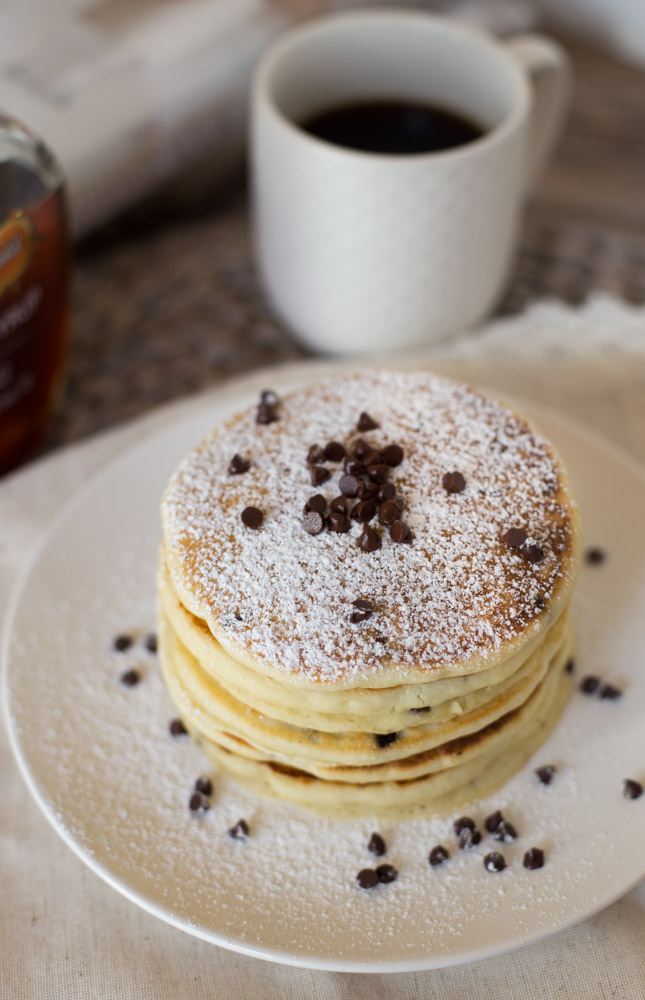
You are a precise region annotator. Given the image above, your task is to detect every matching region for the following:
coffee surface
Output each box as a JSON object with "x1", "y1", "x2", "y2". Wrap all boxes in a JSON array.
[{"x1": 302, "y1": 99, "x2": 484, "y2": 155}]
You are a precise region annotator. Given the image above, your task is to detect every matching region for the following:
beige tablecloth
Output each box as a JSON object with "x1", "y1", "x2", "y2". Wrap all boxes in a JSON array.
[{"x1": 3, "y1": 354, "x2": 645, "y2": 999}]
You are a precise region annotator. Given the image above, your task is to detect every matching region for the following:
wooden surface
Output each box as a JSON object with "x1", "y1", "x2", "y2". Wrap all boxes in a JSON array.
[{"x1": 38, "y1": 40, "x2": 645, "y2": 456}]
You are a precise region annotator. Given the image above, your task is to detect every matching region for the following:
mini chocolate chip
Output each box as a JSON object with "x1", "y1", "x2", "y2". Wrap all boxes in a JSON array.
[
  {"x1": 580, "y1": 675, "x2": 600, "y2": 694},
  {"x1": 484, "y1": 852, "x2": 506, "y2": 872},
  {"x1": 303, "y1": 510, "x2": 325, "y2": 536},
  {"x1": 368, "y1": 832, "x2": 386, "y2": 857},
  {"x1": 458, "y1": 827, "x2": 481, "y2": 849},
  {"x1": 310, "y1": 465, "x2": 331, "y2": 487},
  {"x1": 329, "y1": 495, "x2": 347, "y2": 514},
  {"x1": 485, "y1": 810, "x2": 504, "y2": 833},
  {"x1": 120, "y1": 669, "x2": 140, "y2": 687},
  {"x1": 113, "y1": 635, "x2": 132, "y2": 652},
  {"x1": 378, "y1": 500, "x2": 402, "y2": 526},
  {"x1": 357, "y1": 412, "x2": 379, "y2": 432},
  {"x1": 344, "y1": 457, "x2": 366, "y2": 477},
  {"x1": 304, "y1": 494, "x2": 327, "y2": 514},
  {"x1": 352, "y1": 499, "x2": 377, "y2": 523},
  {"x1": 367, "y1": 463, "x2": 389, "y2": 484},
  {"x1": 523, "y1": 847, "x2": 545, "y2": 870},
  {"x1": 358, "y1": 525, "x2": 381, "y2": 552},
  {"x1": 241, "y1": 506, "x2": 263, "y2": 530},
  {"x1": 189, "y1": 791, "x2": 210, "y2": 814},
  {"x1": 363, "y1": 448, "x2": 385, "y2": 467},
  {"x1": 195, "y1": 776, "x2": 212, "y2": 796},
  {"x1": 328, "y1": 512, "x2": 350, "y2": 533},
  {"x1": 339, "y1": 474, "x2": 360, "y2": 497},
  {"x1": 536, "y1": 765, "x2": 556, "y2": 785},
  {"x1": 390, "y1": 520, "x2": 413, "y2": 544},
  {"x1": 521, "y1": 542, "x2": 545, "y2": 564},
  {"x1": 357, "y1": 480, "x2": 378, "y2": 500},
  {"x1": 376, "y1": 864, "x2": 397, "y2": 884},
  {"x1": 144, "y1": 633, "x2": 157, "y2": 653},
  {"x1": 410, "y1": 706, "x2": 430, "y2": 714},
  {"x1": 599, "y1": 683, "x2": 622, "y2": 700},
  {"x1": 260, "y1": 389, "x2": 279, "y2": 407},
  {"x1": 623, "y1": 779, "x2": 643, "y2": 799},
  {"x1": 442, "y1": 471, "x2": 466, "y2": 494},
  {"x1": 307, "y1": 444, "x2": 325, "y2": 464},
  {"x1": 503, "y1": 527, "x2": 528, "y2": 549},
  {"x1": 228, "y1": 818, "x2": 250, "y2": 839},
  {"x1": 535, "y1": 596, "x2": 546, "y2": 610},
  {"x1": 429, "y1": 845, "x2": 449, "y2": 866},
  {"x1": 256, "y1": 402, "x2": 278, "y2": 424},
  {"x1": 350, "y1": 599, "x2": 375, "y2": 623},
  {"x1": 377, "y1": 482, "x2": 396, "y2": 502},
  {"x1": 381, "y1": 444, "x2": 404, "y2": 467},
  {"x1": 169, "y1": 718, "x2": 187, "y2": 736},
  {"x1": 376, "y1": 732, "x2": 397, "y2": 748},
  {"x1": 453, "y1": 816, "x2": 476, "y2": 835},
  {"x1": 229, "y1": 454, "x2": 250, "y2": 475},
  {"x1": 325, "y1": 441, "x2": 346, "y2": 462},
  {"x1": 357, "y1": 868, "x2": 379, "y2": 889},
  {"x1": 353, "y1": 438, "x2": 370, "y2": 459},
  {"x1": 565, "y1": 658, "x2": 575, "y2": 674},
  {"x1": 585, "y1": 547, "x2": 606, "y2": 565},
  {"x1": 494, "y1": 820, "x2": 517, "y2": 842}
]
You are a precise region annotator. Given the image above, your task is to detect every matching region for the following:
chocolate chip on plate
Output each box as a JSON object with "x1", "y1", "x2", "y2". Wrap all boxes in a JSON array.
[
  {"x1": 228, "y1": 818, "x2": 250, "y2": 839},
  {"x1": 484, "y1": 810, "x2": 504, "y2": 833},
  {"x1": 324, "y1": 440, "x2": 346, "y2": 462},
  {"x1": 228, "y1": 453, "x2": 250, "y2": 475},
  {"x1": 376, "y1": 732, "x2": 397, "y2": 748},
  {"x1": 535, "y1": 765, "x2": 556, "y2": 785},
  {"x1": 580, "y1": 675, "x2": 600, "y2": 695},
  {"x1": 307, "y1": 444, "x2": 325, "y2": 464},
  {"x1": 442, "y1": 471, "x2": 466, "y2": 494},
  {"x1": 339, "y1": 474, "x2": 360, "y2": 497},
  {"x1": 376, "y1": 864, "x2": 397, "y2": 884},
  {"x1": 194, "y1": 776, "x2": 212, "y2": 796},
  {"x1": 356, "y1": 868, "x2": 379, "y2": 889},
  {"x1": 484, "y1": 852, "x2": 506, "y2": 873},
  {"x1": 381, "y1": 444, "x2": 404, "y2": 467},
  {"x1": 503, "y1": 527, "x2": 528, "y2": 549},
  {"x1": 368, "y1": 832, "x2": 386, "y2": 857},
  {"x1": 189, "y1": 791, "x2": 210, "y2": 814},
  {"x1": 169, "y1": 718, "x2": 187, "y2": 737},
  {"x1": 585, "y1": 547, "x2": 606, "y2": 565},
  {"x1": 523, "y1": 847, "x2": 545, "y2": 870},
  {"x1": 357, "y1": 412, "x2": 379, "y2": 432},
  {"x1": 241, "y1": 506, "x2": 264, "y2": 530},
  {"x1": 113, "y1": 634, "x2": 132, "y2": 652},
  {"x1": 623, "y1": 779, "x2": 643, "y2": 800},
  {"x1": 310, "y1": 465, "x2": 331, "y2": 487},
  {"x1": 328, "y1": 511, "x2": 350, "y2": 533},
  {"x1": 358, "y1": 525, "x2": 381, "y2": 552},
  {"x1": 350, "y1": 599, "x2": 374, "y2": 624},
  {"x1": 429, "y1": 845, "x2": 450, "y2": 866},
  {"x1": 120, "y1": 668, "x2": 140, "y2": 687},
  {"x1": 303, "y1": 510, "x2": 325, "y2": 536}
]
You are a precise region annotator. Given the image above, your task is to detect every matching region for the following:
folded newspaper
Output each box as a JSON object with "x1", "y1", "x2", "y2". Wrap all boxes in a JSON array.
[{"x1": 0, "y1": 0, "x2": 536, "y2": 237}]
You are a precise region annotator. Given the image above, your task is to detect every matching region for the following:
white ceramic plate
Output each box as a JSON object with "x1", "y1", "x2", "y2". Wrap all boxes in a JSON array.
[{"x1": 3, "y1": 367, "x2": 645, "y2": 973}]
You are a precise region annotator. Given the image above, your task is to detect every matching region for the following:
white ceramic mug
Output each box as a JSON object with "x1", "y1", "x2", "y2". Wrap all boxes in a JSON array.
[{"x1": 251, "y1": 9, "x2": 569, "y2": 356}]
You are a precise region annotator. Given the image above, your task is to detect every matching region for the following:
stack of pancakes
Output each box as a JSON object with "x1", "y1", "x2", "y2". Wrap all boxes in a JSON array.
[{"x1": 158, "y1": 371, "x2": 581, "y2": 819}]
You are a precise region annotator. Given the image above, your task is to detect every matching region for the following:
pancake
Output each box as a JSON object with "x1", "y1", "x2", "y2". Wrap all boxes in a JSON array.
[{"x1": 158, "y1": 371, "x2": 581, "y2": 818}]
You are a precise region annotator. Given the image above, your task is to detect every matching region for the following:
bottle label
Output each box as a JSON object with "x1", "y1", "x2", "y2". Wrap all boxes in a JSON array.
[{"x1": 0, "y1": 213, "x2": 32, "y2": 296}]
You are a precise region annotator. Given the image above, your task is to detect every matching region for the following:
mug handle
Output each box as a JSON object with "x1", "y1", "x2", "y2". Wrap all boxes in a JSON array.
[{"x1": 504, "y1": 34, "x2": 571, "y2": 189}]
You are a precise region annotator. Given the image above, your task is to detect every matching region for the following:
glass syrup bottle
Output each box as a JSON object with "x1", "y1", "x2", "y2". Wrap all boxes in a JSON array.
[{"x1": 0, "y1": 113, "x2": 70, "y2": 475}]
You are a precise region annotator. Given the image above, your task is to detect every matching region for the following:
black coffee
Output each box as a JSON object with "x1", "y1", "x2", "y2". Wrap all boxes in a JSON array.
[{"x1": 302, "y1": 99, "x2": 484, "y2": 155}]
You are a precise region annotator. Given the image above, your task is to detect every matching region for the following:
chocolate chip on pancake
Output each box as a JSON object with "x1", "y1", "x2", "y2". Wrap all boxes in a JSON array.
[
  {"x1": 410, "y1": 705, "x2": 430, "y2": 714},
  {"x1": 367, "y1": 463, "x2": 389, "y2": 484},
  {"x1": 503, "y1": 527, "x2": 528, "y2": 549},
  {"x1": 484, "y1": 810, "x2": 504, "y2": 833},
  {"x1": 169, "y1": 718, "x2": 187, "y2": 736},
  {"x1": 389, "y1": 520, "x2": 413, "y2": 544},
  {"x1": 357, "y1": 412, "x2": 379, "y2": 432},
  {"x1": 303, "y1": 510, "x2": 325, "y2": 536},
  {"x1": 357, "y1": 479, "x2": 378, "y2": 500},
  {"x1": 339, "y1": 474, "x2": 360, "y2": 497},
  {"x1": 535, "y1": 765, "x2": 556, "y2": 785},
  {"x1": 194, "y1": 776, "x2": 212, "y2": 795},
  {"x1": 352, "y1": 499, "x2": 377, "y2": 523},
  {"x1": 356, "y1": 868, "x2": 379, "y2": 889},
  {"x1": 453, "y1": 816, "x2": 476, "y2": 835},
  {"x1": 307, "y1": 444, "x2": 325, "y2": 464},
  {"x1": 381, "y1": 444, "x2": 404, "y2": 467},
  {"x1": 623, "y1": 779, "x2": 643, "y2": 799},
  {"x1": 350, "y1": 599, "x2": 375, "y2": 624},
  {"x1": 442, "y1": 470, "x2": 466, "y2": 494},
  {"x1": 228, "y1": 818, "x2": 250, "y2": 838},
  {"x1": 328, "y1": 512, "x2": 350, "y2": 533},
  {"x1": 376, "y1": 482, "x2": 396, "y2": 502},
  {"x1": 324, "y1": 441, "x2": 346, "y2": 462},
  {"x1": 228, "y1": 454, "x2": 250, "y2": 475},
  {"x1": 535, "y1": 596, "x2": 546, "y2": 610},
  {"x1": 304, "y1": 494, "x2": 326, "y2": 514},
  {"x1": 256, "y1": 390, "x2": 279, "y2": 424},
  {"x1": 376, "y1": 864, "x2": 397, "y2": 884},
  {"x1": 329, "y1": 496, "x2": 347, "y2": 514},
  {"x1": 494, "y1": 820, "x2": 517, "y2": 842},
  {"x1": 310, "y1": 465, "x2": 331, "y2": 487},
  {"x1": 368, "y1": 832, "x2": 386, "y2": 856},
  {"x1": 580, "y1": 675, "x2": 600, "y2": 694},
  {"x1": 241, "y1": 506, "x2": 264, "y2": 530},
  {"x1": 458, "y1": 826, "x2": 481, "y2": 849},
  {"x1": 352, "y1": 437, "x2": 370, "y2": 459},
  {"x1": 113, "y1": 634, "x2": 132, "y2": 652},
  {"x1": 599, "y1": 683, "x2": 622, "y2": 700},
  {"x1": 376, "y1": 732, "x2": 397, "y2": 748},
  {"x1": 120, "y1": 668, "x2": 140, "y2": 687},
  {"x1": 189, "y1": 791, "x2": 210, "y2": 813},
  {"x1": 344, "y1": 457, "x2": 366, "y2": 477},
  {"x1": 521, "y1": 542, "x2": 545, "y2": 564},
  {"x1": 144, "y1": 633, "x2": 158, "y2": 653},
  {"x1": 358, "y1": 525, "x2": 381, "y2": 552},
  {"x1": 484, "y1": 852, "x2": 506, "y2": 872},
  {"x1": 378, "y1": 500, "x2": 403, "y2": 526},
  {"x1": 363, "y1": 448, "x2": 385, "y2": 467},
  {"x1": 429, "y1": 845, "x2": 450, "y2": 866},
  {"x1": 523, "y1": 847, "x2": 545, "y2": 870}
]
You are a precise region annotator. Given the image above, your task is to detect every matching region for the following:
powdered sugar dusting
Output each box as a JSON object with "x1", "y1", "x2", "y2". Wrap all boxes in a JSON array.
[{"x1": 162, "y1": 372, "x2": 578, "y2": 682}]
